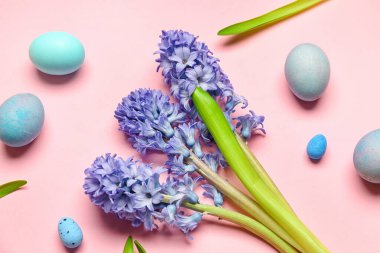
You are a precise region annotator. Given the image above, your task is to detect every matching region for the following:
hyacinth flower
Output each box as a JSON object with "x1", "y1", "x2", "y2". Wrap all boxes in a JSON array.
[
  {"x1": 84, "y1": 153, "x2": 298, "y2": 253},
  {"x1": 156, "y1": 30, "x2": 329, "y2": 253},
  {"x1": 115, "y1": 88, "x2": 302, "y2": 252}
]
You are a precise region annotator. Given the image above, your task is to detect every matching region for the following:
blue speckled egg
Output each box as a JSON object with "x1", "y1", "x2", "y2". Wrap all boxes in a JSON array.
[
  {"x1": 307, "y1": 134, "x2": 327, "y2": 160},
  {"x1": 58, "y1": 217, "x2": 83, "y2": 248},
  {"x1": 285, "y1": 43, "x2": 330, "y2": 101},
  {"x1": 29, "y1": 32, "x2": 85, "y2": 75},
  {"x1": 0, "y1": 93, "x2": 44, "y2": 147},
  {"x1": 353, "y1": 129, "x2": 380, "y2": 183}
]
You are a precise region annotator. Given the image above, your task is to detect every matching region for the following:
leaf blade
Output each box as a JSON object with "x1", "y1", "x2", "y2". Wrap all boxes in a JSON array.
[
  {"x1": 0, "y1": 180, "x2": 27, "y2": 198},
  {"x1": 134, "y1": 240, "x2": 147, "y2": 253},
  {"x1": 218, "y1": 0, "x2": 326, "y2": 35},
  {"x1": 123, "y1": 236, "x2": 134, "y2": 253}
]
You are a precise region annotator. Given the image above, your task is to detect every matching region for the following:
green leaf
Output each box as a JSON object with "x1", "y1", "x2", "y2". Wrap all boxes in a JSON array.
[
  {"x1": 0, "y1": 180, "x2": 27, "y2": 198},
  {"x1": 134, "y1": 240, "x2": 147, "y2": 253},
  {"x1": 123, "y1": 236, "x2": 134, "y2": 253},
  {"x1": 218, "y1": 0, "x2": 326, "y2": 35}
]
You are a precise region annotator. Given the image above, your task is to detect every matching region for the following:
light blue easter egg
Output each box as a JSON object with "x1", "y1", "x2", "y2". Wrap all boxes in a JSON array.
[
  {"x1": 58, "y1": 217, "x2": 83, "y2": 248},
  {"x1": 307, "y1": 134, "x2": 327, "y2": 160},
  {"x1": 29, "y1": 32, "x2": 85, "y2": 75},
  {"x1": 285, "y1": 43, "x2": 330, "y2": 101},
  {"x1": 0, "y1": 93, "x2": 44, "y2": 147},
  {"x1": 353, "y1": 129, "x2": 380, "y2": 183}
]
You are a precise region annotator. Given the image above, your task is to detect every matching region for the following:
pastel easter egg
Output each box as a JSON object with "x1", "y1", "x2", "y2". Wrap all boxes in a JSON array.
[
  {"x1": 307, "y1": 134, "x2": 327, "y2": 160},
  {"x1": 0, "y1": 93, "x2": 44, "y2": 147},
  {"x1": 58, "y1": 217, "x2": 83, "y2": 248},
  {"x1": 353, "y1": 129, "x2": 380, "y2": 183},
  {"x1": 29, "y1": 32, "x2": 85, "y2": 75},
  {"x1": 285, "y1": 43, "x2": 330, "y2": 101}
]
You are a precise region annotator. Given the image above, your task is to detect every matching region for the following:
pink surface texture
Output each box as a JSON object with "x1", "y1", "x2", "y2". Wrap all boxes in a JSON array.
[{"x1": 1, "y1": 0, "x2": 380, "y2": 252}]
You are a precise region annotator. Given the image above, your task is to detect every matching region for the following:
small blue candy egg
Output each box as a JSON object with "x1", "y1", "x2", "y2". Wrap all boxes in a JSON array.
[
  {"x1": 58, "y1": 217, "x2": 83, "y2": 248},
  {"x1": 285, "y1": 43, "x2": 330, "y2": 101},
  {"x1": 29, "y1": 32, "x2": 85, "y2": 75},
  {"x1": 353, "y1": 129, "x2": 380, "y2": 184},
  {"x1": 307, "y1": 134, "x2": 327, "y2": 160},
  {"x1": 0, "y1": 93, "x2": 44, "y2": 147}
]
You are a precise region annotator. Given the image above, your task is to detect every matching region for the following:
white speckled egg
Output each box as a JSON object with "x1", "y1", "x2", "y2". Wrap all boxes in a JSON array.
[
  {"x1": 58, "y1": 217, "x2": 83, "y2": 248},
  {"x1": 285, "y1": 43, "x2": 330, "y2": 101},
  {"x1": 353, "y1": 129, "x2": 380, "y2": 183}
]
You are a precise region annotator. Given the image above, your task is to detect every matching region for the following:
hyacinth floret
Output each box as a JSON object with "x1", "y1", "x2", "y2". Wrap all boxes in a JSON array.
[
  {"x1": 162, "y1": 174, "x2": 200, "y2": 207},
  {"x1": 235, "y1": 110, "x2": 266, "y2": 140},
  {"x1": 201, "y1": 184, "x2": 223, "y2": 207},
  {"x1": 202, "y1": 153, "x2": 220, "y2": 173},
  {"x1": 174, "y1": 212, "x2": 203, "y2": 236},
  {"x1": 165, "y1": 131, "x2": 191, "y2": 157},
  {"x1": 177, "y1": 123, "x2": 196, "y2": 148},
  {"x1": 166, "y1": 155, "x2": 196, "y2": 175}
]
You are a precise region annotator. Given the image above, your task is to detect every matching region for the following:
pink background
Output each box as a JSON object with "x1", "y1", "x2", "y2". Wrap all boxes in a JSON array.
[{"x1": 1, "y1": 0, "x2": 380, "y2": 252}]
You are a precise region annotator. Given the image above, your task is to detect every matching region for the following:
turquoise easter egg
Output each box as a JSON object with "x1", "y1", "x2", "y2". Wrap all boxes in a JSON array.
[
  {"x1": 353, "y1": 129, "x2": 380, "y2": 183},
  {"x1": 307, "y1": 134, "x2": 327, "y2": 160},
  {"x1": 0, "y1": 93, "x2": 44, "y2": 147},
  {"x1": 29, "y1": 32, "x2": 85, "y2": 75},
  {"x1": 58, "y1": 217, "x2": 83, "y2": 248},
  {"x1": 285, "y1": 43, "x2": 330, "y2": 101}
]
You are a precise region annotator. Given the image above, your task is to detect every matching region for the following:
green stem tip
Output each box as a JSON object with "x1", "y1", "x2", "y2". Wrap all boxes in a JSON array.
[
  {"x1": 218, "y1": 0, "x2": 327, "y2": 35},
  {"x1": 0, "y1": 180, "x2": 27, "y2": 199}
]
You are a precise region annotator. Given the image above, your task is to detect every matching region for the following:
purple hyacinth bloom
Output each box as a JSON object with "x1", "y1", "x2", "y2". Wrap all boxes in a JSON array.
[
  {"x1": 192, "y1": 138, "x2": 204, "y2": 158},
  {"x1": 83, "y1": 154, "x2": 166, "y2": 231},
  {"x1": 196, "y1": 121, "x2": 213, "y2": 143},
  {"x1": 84, "y1": 154, "x2": 203, "y2": 235},
  {"x1": 235, "y1": 110, "x2": 266, "y2": 140},
  {"x1": 153, "y1": 204, "x2": 177, "y2": 225},
  {"x1": 225, "y1": 93, "x2": 248, "y2": 115},
  {"x1": 177, "y1": 80, "x2": 197, "y2": 111},
  {"x1": 115, "y1": 89, "x2": 187, "y2": 153},
  {"x1": 156, "y1": 54, "x2": 172, "y2": 76},
  {"x1": 156, "y1": 30, "x2": 265, "y2": 142},
  {"x1": 162, "y1": 175, "x2": 199, "y2": 207},
  {"x1": 175, "y1": 212, "x2": 203, "y2": 236},
  {"x1": 177, "y1": 123, "x2": 196, "y2": 148},
  {"x1": 202, "y1": 153, "x2": 219, "y2": 173},
  {"x1": 132, "y1": 174, "x2": 163, "y2": 211},
  {"x1": 161, "y1": 177, "x2": 188, "y2": 207},
  {"x1": 216, "y1": 149, "x2": 229, "y2": 168},
  {"x1": 165, "y1": 132, "x2": 191, "y2": 157},
  {"x1": 202, "y1": 184, "x2": 223, "y2": 207},
  {"x1": 166, "y1": 155, "x2": 196, "y2": 175},
  {"x1": 185, "y1": 65, "x2": 216, "y2": 91},
  {"x1": 168, "y1": 47, "x2": 198, "y2": 73},
  {"x1": 156, "y1": 30, "x2": 232, "y2": 111},
  {"x1": 172, "y1": 174, "x2": 199, "y2": 205}
]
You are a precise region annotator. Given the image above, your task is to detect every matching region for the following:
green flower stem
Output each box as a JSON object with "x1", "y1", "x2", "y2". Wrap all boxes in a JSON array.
[
  {"x1": 188, "y1": 152, "x2": 304, "y2": 252},
  {"x1": 162, "y1": 195, "x2": 297, "y2": 253},
  {"x1": 192, "y1": 87, "x2": 329, "y2": 253},
  {"x1": 235, "y1": 132, "x2": 294, "y2": 213},
  {"x1": 239, "y1": 112, "x2": 324, "y2": 253},
  {"x1": 184, "y1": 202, "x2": 298, "y2": 253}
]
